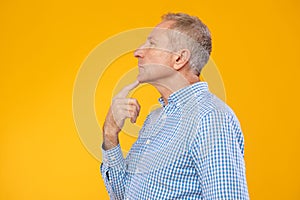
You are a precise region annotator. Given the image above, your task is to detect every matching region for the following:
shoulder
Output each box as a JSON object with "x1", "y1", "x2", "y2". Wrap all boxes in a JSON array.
[
  {"x1": 192, "y1": 92, "x2": 240, "y2": 127},
  {"x1": 189, "y1": 93, "x2": 245, "y2": 155}
]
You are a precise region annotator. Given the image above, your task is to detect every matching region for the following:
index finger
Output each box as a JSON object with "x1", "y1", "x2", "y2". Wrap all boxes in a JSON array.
[{"x1": 116, "y1": 80, "x2": 140, "y2": 98}]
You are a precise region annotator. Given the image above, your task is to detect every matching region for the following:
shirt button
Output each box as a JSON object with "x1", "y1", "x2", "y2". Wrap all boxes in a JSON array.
[
  {"x1": 162, "y1": 114, "x2": 167, "y2": 119},
  {"x1": 146, "y1": 139, "x2": 151, "y2": 144},
  {"x1": 110, "y1": 156, "x2": 116, "y2": 161}
]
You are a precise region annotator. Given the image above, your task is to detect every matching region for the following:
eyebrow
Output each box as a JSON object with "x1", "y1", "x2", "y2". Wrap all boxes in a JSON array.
[{"x1": 147, "y1": 36, "x2": 158, "y2": 42}]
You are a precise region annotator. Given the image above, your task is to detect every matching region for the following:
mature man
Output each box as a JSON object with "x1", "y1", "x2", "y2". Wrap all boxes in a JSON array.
[{"x1": 101, "y1": 13, "x2": 249, "y2": 199}]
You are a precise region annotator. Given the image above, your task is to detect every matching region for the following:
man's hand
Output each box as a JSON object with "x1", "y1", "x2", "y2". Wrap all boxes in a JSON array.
[{"x1": 103, "y1": 80, "x2": 140, "y2": 150}]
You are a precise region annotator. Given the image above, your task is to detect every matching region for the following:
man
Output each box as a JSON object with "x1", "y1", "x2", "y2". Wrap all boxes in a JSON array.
[{"x1": 101, "y1": 13, "x2": 249, "y2": 199}]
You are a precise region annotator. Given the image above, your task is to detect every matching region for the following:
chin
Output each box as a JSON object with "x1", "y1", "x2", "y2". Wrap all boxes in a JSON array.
[{"x1": 137, "y1": 74, "x2": 147, "y2": 83}]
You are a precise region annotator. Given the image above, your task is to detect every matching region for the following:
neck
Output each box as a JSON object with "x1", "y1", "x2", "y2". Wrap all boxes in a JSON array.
[{"x1": 150, "y1": 72, "x2": 199, "y2": 104}]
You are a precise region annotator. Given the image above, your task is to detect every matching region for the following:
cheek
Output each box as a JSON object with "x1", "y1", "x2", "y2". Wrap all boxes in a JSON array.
[
  {"x1": 150, "y1": 51, "x2": 173, "y2": 65},
  {"x1": 146, "y1": 64, "x2": 177, "y2": 77}
]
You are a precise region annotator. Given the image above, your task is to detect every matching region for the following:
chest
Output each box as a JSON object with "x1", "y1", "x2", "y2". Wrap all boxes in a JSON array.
[{"x1": 125, "y1": 110, "x2": 198, "y2": 174}]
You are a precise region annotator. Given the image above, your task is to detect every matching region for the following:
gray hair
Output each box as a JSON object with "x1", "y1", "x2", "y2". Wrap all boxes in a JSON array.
[{"x1": 162, "y1": 13, "x2": 212, "y2": 75}]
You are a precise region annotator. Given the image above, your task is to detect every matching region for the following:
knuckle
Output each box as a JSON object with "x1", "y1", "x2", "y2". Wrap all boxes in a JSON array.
[{"x1": 132, "y1": 98, "x2": 138, "y2": 104}]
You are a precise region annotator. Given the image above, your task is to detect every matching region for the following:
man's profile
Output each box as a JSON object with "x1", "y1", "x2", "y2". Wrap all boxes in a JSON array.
[{"x1": 100, "y1": 12, "x2": 249, "y2": 199}]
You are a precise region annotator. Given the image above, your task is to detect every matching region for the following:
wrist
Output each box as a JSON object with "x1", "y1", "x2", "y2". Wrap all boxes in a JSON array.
[{"x1": 102, "y1": 130, "x2": 119, "y2": 150}]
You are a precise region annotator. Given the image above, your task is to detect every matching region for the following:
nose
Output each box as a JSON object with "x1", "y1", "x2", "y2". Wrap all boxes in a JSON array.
[{"x1": 134, "y1": 44, "x2": 145, "y2": 58}]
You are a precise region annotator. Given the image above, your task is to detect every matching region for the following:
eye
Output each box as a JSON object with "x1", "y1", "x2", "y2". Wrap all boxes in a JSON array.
[
  {"x1": 149, "y1": 40, "x2": 155, "y2": 46},
  {"x1": 147, "y1": 38, "x2": 156, "y2": 47}
]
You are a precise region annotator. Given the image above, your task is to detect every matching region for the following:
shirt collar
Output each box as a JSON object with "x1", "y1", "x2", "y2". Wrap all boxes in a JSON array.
[{"x1": 158, "y1": 82, "x2": 209, "y2": 107}]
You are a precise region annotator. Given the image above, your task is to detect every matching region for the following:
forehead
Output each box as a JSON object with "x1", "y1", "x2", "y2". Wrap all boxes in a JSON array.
[{"x1": 149, "y1": 20, "x2": 175, "y2": 39}]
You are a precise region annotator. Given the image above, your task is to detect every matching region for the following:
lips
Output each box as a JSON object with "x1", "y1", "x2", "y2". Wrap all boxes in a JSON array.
[
  {"x1": 138, "y1": 62, "x2": 145, "y2": 69},
  {"x1": 138, "y1": 66, "x2": 144, "y2": 73}
]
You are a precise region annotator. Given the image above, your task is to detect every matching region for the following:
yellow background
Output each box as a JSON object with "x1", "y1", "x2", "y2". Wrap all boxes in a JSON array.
[{"x1": 1, "y1": 0, "x2": 300, "y2": 199}]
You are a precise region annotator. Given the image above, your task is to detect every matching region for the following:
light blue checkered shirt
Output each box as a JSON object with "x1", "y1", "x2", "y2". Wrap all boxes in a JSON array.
[{"x1": 101, "y1": 82, "x2": 249, "y2": 199}]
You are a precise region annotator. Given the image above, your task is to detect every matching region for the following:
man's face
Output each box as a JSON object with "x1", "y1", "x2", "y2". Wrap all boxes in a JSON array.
[{"x1": 134, "y1": 20, "x2": 178, "y2": 84}]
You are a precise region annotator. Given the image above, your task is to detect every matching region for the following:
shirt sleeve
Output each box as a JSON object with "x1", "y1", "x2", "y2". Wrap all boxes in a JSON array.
[
  {"x1": 191, "y1": 110, "x2": 249, "y2": 199},
  {"x1": 100, "y1": 144, "x2": 127, "y2": 200}
]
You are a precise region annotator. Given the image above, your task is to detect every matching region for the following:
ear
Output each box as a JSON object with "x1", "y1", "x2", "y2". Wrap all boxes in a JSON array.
[{"x1": 173, "y1": 49, "x2": 191, "y2": 70}]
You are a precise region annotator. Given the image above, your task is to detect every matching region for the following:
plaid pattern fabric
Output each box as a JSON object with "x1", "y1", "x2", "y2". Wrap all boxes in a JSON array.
[{"x1": 101, "y1": 82, "x2": 249, "y2": 199}]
